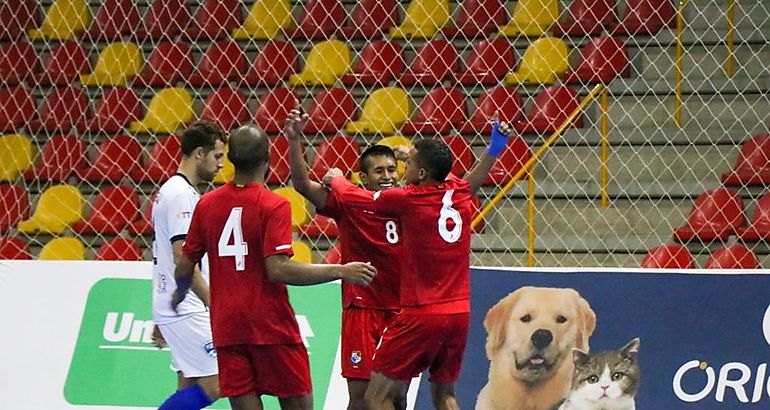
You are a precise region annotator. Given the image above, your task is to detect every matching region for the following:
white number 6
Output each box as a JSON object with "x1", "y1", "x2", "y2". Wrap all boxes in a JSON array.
[{"x1": 438, "y1": 190, "x2": 462, "y2": 243}]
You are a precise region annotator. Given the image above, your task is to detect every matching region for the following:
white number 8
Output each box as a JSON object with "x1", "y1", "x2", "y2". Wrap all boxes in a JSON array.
[
  {"x1": 438, "y1": 190, "x2": 462, "y2": 243},
  {"x1": 385, "y1": 220, "x2": 399, "y2": 244},
  {"x1": 218, "y1": 207, "x2": 248, "y2": 271}
]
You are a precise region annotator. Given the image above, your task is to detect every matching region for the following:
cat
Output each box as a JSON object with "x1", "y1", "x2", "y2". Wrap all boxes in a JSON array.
[{"x1": 557, "y1": 338, "x2": 640, "y2": 410}]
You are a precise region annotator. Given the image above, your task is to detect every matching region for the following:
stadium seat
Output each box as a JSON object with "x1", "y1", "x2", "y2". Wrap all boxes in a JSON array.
[
  {"x1": 305, "y1": 88, "x2": 357, "y2": 134},
  {"x1": 17, "y1": 184, "x2": 83, "y2": 234},
  {"x1": 72, "y1": 186, "x2": 140, "y2": 235},
  {"x1": 130, "y1": 134, "x2": 181, "y2": 183},
  {"x1": 641, "y1": 244, "x2": 694, "y2": 269},
  {"x1": 704, "y1": 245, "x2": 760, "y2": 270},
  {"x1": 441, "y1": 0, "x2": 506, "y2": 39},
  {"x1": 553, "y1": 0, "x2": 618, "y2": 36},
  {"x1": 612, "y1": 0, "x2": 675, "y2": 35},
  {"x1": 268, "y1": 135, "x2": 292, "y2": 184},
  {"x1": 286, "y1": 0, "x2": 346, "y2": 40},
  {"x1": 22, "y1": 135, "x2": 87, "y2": 182},
  {"x1": 185, "y1": 0, "x2": 243, "y2": 40},
  {"x1": 515, "y1": 85, "x2": 582, "y2": 134},
  {"x1": 80, "y1": 42, "x2": 143, "y2": 87},
  {"x1": 737, "y1": 193, "x2": 770, "y2": 242},
  {"x1": 337, "y1": 0, "x2": 398, "y2": 40},
  {"x1": 96, "y1": 238, "x2": 143, "y2": 261},
  {"x1": 341, "y1": 40, "x2": 404, "y2": 87},
  {"x1": 721, "y1": 134, "x2": 770, "y2": 186},
  {"x1": 401, "y1": 88, "x2": 467, "y2": 135},
  {"x1": 28, "y1": 87, "x2": 90, "y2": 133},
  {"x1": 200, "y1": 88, "x2": 249, "y2": 131},
  {"x1": 471, "y1": 195, "x2": 485, "y2": 234},
  {"x1": 505, "y1": 37, "x2": 570, "y2": 86},
  {"x1": 0, "y1": 236, "x2": 30, "y2": 259},
  {"x1": 442, "y1": 135, "x2": 474, "y2": 177},
  {"x1": 0, "y1": 87, "x2": 36, "y2": 132},
  {"x1": 345, "y1": 87, "x2": 411, "y2": 135},
  {"x1": 673, "y1": 188, "x2": 745, "y2": 242},
  {"x1": 188, "y1": 40, "x2": 247, "y2": 87},
  {"x1": 274, "y1": 187, "x2": 311, "y2": 228},
  {"x1": 0, "y1": 41, "x2": 40, "y2": 86},
  {"x1": 135, "y1": 0, "x2": 191, "y2": 40},
  {"x1": 498, "y1": 0, "x2": 560, "y2": 37},
  {"x1": 76, "y1": 134, "x2": 142, "y2": 183},
  {"x1": 254, "y1": 87, "x2": 298, "y2": 134},
  {"x1": 564, "y1": 36, "x2": 630, "y2": 85},
  {"x1": 83, "y1": 87, "x2": 142, "y2": 134},
  {"x1": 83, "y1": 0, "x2": 140, "y2": 41},
  {"x1": 31, "y1": 42, "x2": 89, "y2": 86},
  {"x1": 288, "y1": 40, "x2": 351, "y2": 87},
  {"x1": 0, "y1": 135, "x2": 34, "y2": 182},
  {"x1": 132, "y1": 42, "x2": 194, "y2": 87},
  {"x1": 455, "y1": 38, "x2": 515, "y2": 86},
  {"x1": 129, "y1": 88, "x2": 193, "y2": 134},
  {"x1": 309, "y1": 135, "x2": 361, "y2": 181},
  {"x1": 39, "y1": 237, "x2": 86, "y2": 261},
  {"x1": 28, "y1": 0, "x2": 91, "y2": 40},
  {"x1": 322, "y1": 243, "x2": 342, "y2": 264},
  {"x1": 0, "y1": 0, "x2": 41, "y2": 41},
  {"x1": 126, "y1": 192, "x2": 156, "y2": 235},
  {"x1": 485, "y1": 135, "x2": 532, "y2": 185},
  {"x1": 241, "y1": 40, "x2": 299, "y2": 86},
  {"x1": 397, "y1": 39, "x2": 459, "y2": 86},
  {"x1": 0, "y1": 184, "x2": 30, "y2": 232},
  {"x1": 290, "y1": 241, "x2": 313, "y2": 264},
  {"x1": 389, "y1": 0, "x2": 450, "y2": 39},
  {"x1": 300, "y1": 214, "x2": 339, "y2": 239},
  {"x1": 460, "y1": 86, "x2": 524, "y2": 135},
  {"x1": 232, "y1": 0, "x2": 293, "y2": 40}
]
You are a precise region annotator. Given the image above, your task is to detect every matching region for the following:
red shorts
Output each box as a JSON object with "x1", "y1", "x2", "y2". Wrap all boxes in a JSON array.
[
  {"x1": 341, "y1": 307, "x2": 398, "y2": 380},
  {"x1": 373, "y1": 312, "x2": 470, "y2": 384},
  {"x1": 217, "y1": 343, "x2": 312, "y2": 398}
]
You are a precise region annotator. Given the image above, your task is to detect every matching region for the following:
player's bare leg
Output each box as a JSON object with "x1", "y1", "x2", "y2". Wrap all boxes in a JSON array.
[
  {"x1": 347, "y1": 379, "x2": 368, "y2": 410},
  {"x1": 229, "y1": 394, "x2": 263, "y2": 410},
  {"x1": 365, "y1": 372, "x2": 406, "y2": 410},
  {"x1": 278, "y1": 393, "x2": 313, "y2": 410},
  {"x1": 194, "y1": 375, "x2": 220, "y2": 402},
  {"x1": 430, "y1": 382, "x2": 460, "y2": 410}
]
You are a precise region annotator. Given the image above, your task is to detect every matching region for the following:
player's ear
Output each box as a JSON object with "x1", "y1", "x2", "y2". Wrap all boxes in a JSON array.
[
  {"x1": 418, "y1": 167, "x2": 427, "y2": 181},
  {"x1": 358, "y1": 170, "x2": 368, "y2": 186}
]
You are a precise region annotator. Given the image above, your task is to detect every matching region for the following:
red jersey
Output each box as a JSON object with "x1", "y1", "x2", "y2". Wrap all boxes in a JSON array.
[
  {"x1": 330, "y1": 174, "x2": 472, "y2": 312},
  {"x1": 318, "y1": 183, "x2": 402, "y2": 310},
  {"x1": 182, "y1": 181, "x2": 302, "y2": 347}
]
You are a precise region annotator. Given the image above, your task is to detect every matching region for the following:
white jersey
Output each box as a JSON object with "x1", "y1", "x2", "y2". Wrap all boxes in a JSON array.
[{"x1": 152, "y1": 173, "x2": 210, "y2": 324}]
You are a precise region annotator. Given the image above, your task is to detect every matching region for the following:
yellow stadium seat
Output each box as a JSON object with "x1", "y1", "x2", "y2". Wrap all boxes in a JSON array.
[
  {"x1": 505, "y1": 37, "x2": 570, "y2": 85},
  {"x1": 499, "y1": 0, "x2": 560, "y2": 37},
  {"x1": 0, "y1": 134, "x2": 34, "y2": 182},
  {"x1": 290, "y1": 241, "x2": 313, "y2": 264},
  {"x1": 129, "y1": 88, "x2": 194, "y2": 134},
  {"x1": 288, "y1": 40, "x2": 351, "y2": 87},
  {"x1": 231, "y1": 0, "x2": 294, "y2": 40},
  {"x1": 273, "y1": 187, "x2": 311, "y2": 228},
  {"x1": 345, "y1": 88, "x2": 411, "y2": 135},
  {"x1": 80, "y1": 42, "x2": 143, "y2": 86},
  {"x1": 213, "y1": 145, "x2": 234, "y2": 184},
  {"x1": 28, "y1": 0, "x2": 91, "y2": 40},
  {"x1": 389, "y1": 0, "x2": 450, "y2": 39},
  {"x1": 39, "y1": 237, "x2": 85, "y2": 261},
  {"x1": 17, "y1": 184, "x2": 84, "y2": 234}
]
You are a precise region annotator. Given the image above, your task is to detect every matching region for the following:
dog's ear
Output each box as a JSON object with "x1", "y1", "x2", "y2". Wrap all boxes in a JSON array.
[
  {"x1": 484, "y1": 288, "x2": 525, "y2": 358},
  {"x1": 572, "y1": 291, "x2": 596, "y2": 351}
]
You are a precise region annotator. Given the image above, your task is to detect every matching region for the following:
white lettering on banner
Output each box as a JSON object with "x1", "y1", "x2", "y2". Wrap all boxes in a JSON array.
[
  {"x1": 763, "y1": 305, "x2": 770, "y2": 347},
  {"x1": 102, "y1": 312, "x2": 153, "y2": 344},
  {"x1": 296, "y1": 315, "x2": 314, "y2": 349}
]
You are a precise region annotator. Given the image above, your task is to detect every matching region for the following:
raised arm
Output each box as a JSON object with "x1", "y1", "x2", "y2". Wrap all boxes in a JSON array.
[
  {"x1": 265, "y1": 254, "x2": 376, "y2": 286},
  {"x1": 286, "y1": 105, "x2": 329, "y2": 209},
  {"x1": 464, "y1": 121, "x2": 513, "y2": 196}
]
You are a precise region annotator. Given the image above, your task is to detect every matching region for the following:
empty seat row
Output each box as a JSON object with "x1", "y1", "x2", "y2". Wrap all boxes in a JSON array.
[
  {"x1": 642, "y1": 243, "x2": 761, "y2": 269},
  {"x1": 0, "y1": 235, "x2": 143, "y2": 260}
]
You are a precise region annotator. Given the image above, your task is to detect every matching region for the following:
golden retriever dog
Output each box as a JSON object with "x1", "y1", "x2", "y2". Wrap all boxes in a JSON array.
[{"x1": 475, "y1": 287, "x2": 596, "y2": 410}]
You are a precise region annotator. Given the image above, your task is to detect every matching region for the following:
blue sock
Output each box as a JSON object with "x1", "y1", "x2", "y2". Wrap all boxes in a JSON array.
[{"x1": 158, "y1": 384, "x2": 214, "y2": 410}]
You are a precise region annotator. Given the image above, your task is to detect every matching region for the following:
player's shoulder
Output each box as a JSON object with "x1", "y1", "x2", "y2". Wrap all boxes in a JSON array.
[
  {"x1": 444, "y1": 173, "x2": 470, "y2": 190},
  {"x1": 158, "y1": 175, "x2": 199, "y2": 203}
]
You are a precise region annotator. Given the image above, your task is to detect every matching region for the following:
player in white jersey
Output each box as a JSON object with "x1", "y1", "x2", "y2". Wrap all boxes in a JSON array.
[{"x1": 154, "y1": 121, "x2": 227, "y2": 410}]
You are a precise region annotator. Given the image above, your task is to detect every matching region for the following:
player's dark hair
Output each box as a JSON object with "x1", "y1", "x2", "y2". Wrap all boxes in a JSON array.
[
  {"x1": 414, "y1": 138, "x2": 453, "y2": 182},
  {"x1": 228, "y1": 125, "x2": 268, "y2": 173},
  {"x1": 180, "y1": 121, "x2": 227, "y2": 156},
  {"x1": 360, "y1": 145, "x2": 396, "y2": 172}
]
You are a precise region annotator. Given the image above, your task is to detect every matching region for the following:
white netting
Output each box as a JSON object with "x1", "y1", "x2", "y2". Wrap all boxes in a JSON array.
[{"x1": 1, "y1": 0, "x2": 769, "y2": 269}]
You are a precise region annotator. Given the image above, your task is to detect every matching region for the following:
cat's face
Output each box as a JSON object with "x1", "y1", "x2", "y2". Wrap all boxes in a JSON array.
[{"x1": 569, "y1": 338, "x2": 640, "y2": 404}]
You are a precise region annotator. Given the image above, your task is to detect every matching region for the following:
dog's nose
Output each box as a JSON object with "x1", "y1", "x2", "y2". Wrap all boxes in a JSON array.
[{"x1": 531, "y1": 329, "x2": 553, "y2": 349}]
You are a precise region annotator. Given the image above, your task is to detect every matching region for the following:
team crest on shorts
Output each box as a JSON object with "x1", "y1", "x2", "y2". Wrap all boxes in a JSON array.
[
  {"x1": 203, "y1": 341, "x2": 217, "y2": 359},
  {"x1": 351, "y1": 350, "x2": 363, "y2": 367}
]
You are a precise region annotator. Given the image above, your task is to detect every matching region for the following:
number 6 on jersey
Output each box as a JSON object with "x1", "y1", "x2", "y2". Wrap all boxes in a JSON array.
[{"x1": 219, "y1": 207, "x2": 248, "y2": 271}]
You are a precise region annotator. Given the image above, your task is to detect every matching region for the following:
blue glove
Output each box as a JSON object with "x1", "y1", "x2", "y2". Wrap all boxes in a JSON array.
[{"x1": 485, "y1": 121, "x2": 509, "y2": 157}]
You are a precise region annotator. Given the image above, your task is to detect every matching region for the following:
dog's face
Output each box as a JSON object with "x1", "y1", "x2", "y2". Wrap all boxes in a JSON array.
[{"x1": 484, "y1": 287, "x2": 597, "y2": 384}]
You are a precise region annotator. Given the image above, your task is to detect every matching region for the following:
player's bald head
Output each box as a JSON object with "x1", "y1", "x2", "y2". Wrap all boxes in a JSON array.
[{"x1": 228, "y1": 125, "x2": 269, "y2": 173}]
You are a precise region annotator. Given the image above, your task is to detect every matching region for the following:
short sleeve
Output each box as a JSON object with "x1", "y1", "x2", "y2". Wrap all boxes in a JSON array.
[
  {"x1": 329, "y1": 176, "x2": 407, "y2": 217},
  {"x1": 263, "y1": 199, "x2": 295, "y2": 258},
  {"x1": 181, "y1": 203, "x2": 206, "y2": 263},
  {"x1": 316, "y1": 186, "x2": 342, "y2": 219},
  {"x1": 167, "y1": 191, "x2": 198, "y2": 243}
]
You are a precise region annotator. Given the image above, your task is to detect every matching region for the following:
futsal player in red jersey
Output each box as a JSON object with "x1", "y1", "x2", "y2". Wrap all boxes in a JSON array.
[
  {"x1": 285, "y1": 107, "x2": 403, "y2": 410},
  {"x1": 172, "y1": 125, "x2": 377, "y2": 410},
  {"x1": 325, "y1": 121, "x2": 513, "y2": 410}
]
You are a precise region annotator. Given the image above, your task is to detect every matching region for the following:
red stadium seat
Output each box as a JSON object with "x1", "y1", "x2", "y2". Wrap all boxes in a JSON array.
[
  {"x1": 397, "y1": 40, "x2": 460, "y2": 86},
  {"x1": 76, "y1": 135, "x2": 142, "y2": 183},
  {"x1": 0, "y1": 41, "x2": 40, "y2": 86},
  {"x1": 322, "y1": 242, "x2": 342, "y2": 264},
  {"x1": 454, "y1": 38, "x2": 515, "y2": 86},
  {"x1": 32, "y1": 41, "x2": 90, "y2": 86},
  {"x1": 254, "y1": 87, "x2": 298, "y2": 134},
  {"x1": 188, "y1": 40, "x2": 246, "y2": 87},
  {"x1": 471, "y1": 195, "x2": 485, "y2": 233},
  {"x1": 641, "y1": 244, "x2": 694, "y2": 269},
  {"x1": 241, "y1": 40, "x2": 299, "y2": 86},
  {"x1": 564, "y1": 36, "x2": 630, "y2": 85},
  {"x1": 309, "y1": 135, "x2": 361, "y2": 181},
  {"x1": 485, "y1": 135, "x2": 532, "y2": 185},
  {"x1": 23, "y1": 135, "x2": 87, "y2": 182},
  {"x1": 553, "y1": 0, "x2": 618, "y2": 36},
  {"x1": 0, "y1": 0, "x2": 41, "y2": 41},
  {"x1": 96, "y1": 238, "x2": 143, "y2": 261},
  {"x1": 0, "y1": 236, "x2": 30, "y2": 259},
  {"x1": 0, "y1": 184, "x2": 30, "y2": 232},
  {"x1": 515, "y1": 86, "x2": 582, "y2": 134},
  {"x1": 341, "y1": 40, "x2": 404, "y2": 87},
  {"x1": 300, "y1": 214, "x2": 339, "y2": 239},
  {"x1": 135, "y1": 0, "x2": 191, "y2": 40},
  {"x1": 0, "y1": 87, "x2": 36, "y2": 132},
  {"x1": 27, "y1": 87, "x2": 90, "y2": 133},
  {"x1": 305, "y1": 88, "x2": 357, "y2": 134},
  {"x1": 737, "y1": 193, "x2": 770, "y2": 242},
  {"x1": 73, "y1": 186, "x2": 140, "y2": 235},
  {"x1": 83, "y1": 87, "x2": 143, "y2": 134},
  {"x1": 704, "y1": 245, "x2": 760, "y2": 269},
  {"x1": 721, "y1": 134, "x2": 770, "y2": 186},
  {"x1": 132, "y1": 42, "x2": 193, "y2": 87},
  {"x1": 200, "y1": 88, "x2": 249, "y2": 131},
  {"x1": 673, "y1": 188, "x2": 745, "y2": 242},
  {"x1": 443, "y1": 135, "x2": 474, "y2": 177},
  {"x1": 401, "y1": 88, "x2": 467, "y2": 135},
  {"x1": 83, "y1": 0, "x2": 140, "y2": 40},
  {"x1": 268, "y1": 135, "x2": 291, "y2": 185},
  {"x1": 185, "y1": 0, "x2": 243, "y2": 40},
  {"x1": 461, "y1": 86, "x2": 524, "y2": 135},
  {"x1": 127, "y1": 192, "x2": 156, "y2": 235},
  {"x1": 130, "y1": 134, "x2": 181, "y2": 183},
  {"x1": 286, "y1": 0, "x2": 346, "y2": 40},
  {"x1": 612, "y1": 0, "x2": 675, "y2": 35},
  {"x1": 337, "y1": 0, "x2": 398, "y2": 40},
  {"x1": 441, "y1": 0, "x2": 507, "y2": 39}
]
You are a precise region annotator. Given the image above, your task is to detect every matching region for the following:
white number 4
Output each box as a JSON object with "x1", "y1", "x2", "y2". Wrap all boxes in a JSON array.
[
  {"x1": 218, "y1": 208, "x2": 248, "y2": 271},
  {"x1": 438, "y1": 190, "x2": 462, "y2": 243}
]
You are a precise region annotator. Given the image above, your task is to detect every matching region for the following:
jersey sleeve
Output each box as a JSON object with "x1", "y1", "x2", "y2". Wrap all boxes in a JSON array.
[
  {"x1": 263, "y1": 199, "x2": 295, "y2": 258},
  {"x1": 329, "y1": 176, "x2": 407, "y2": 217},
  {"x1": 316, "y1": 185, "x2": 341, "y2": 218},
  {"x1": 181, "y1": 202, "x2": 206, "y2": 263},
  {"x1": 166, "y1": 191, "x2": 198, "y2": 243}
]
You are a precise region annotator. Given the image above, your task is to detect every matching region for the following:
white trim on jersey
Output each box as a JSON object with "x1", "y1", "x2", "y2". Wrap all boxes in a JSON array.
[{"x1": 275, "y1": 244, "x2": 292, "y2": 251}]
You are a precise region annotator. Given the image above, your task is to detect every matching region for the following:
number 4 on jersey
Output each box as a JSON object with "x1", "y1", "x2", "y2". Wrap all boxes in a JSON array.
[{"x1": 219, "y1": 207, "x2": 248, "y2": 271}]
